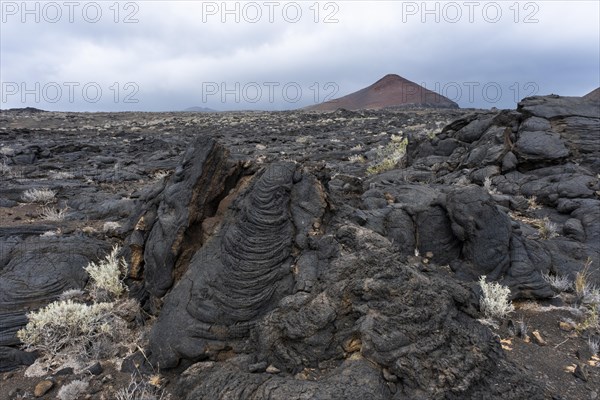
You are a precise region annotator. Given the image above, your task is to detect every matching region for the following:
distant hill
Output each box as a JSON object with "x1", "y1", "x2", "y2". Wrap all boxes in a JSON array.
[
  {"x1": 306, "y1": 74, "x2": 458, "y2": 111},
  {"x1": 3, "y1": 107, "x2": 47, "y2": 114},
  {"x1": 583, "y1": 87, "x2": 600, "y2": 101},
  {"x1": 183, "y1": 106, "x2": 218, "y2": 112}
]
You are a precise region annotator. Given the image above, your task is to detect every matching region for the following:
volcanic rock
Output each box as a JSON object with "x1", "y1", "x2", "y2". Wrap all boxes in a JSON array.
[
  {"x1": 125, "y1": 134, "x2": 546, "y2": 398},
  {"x1": 1, "y1": 94, "x2": 598, "y2": 399},
  {"x1": 0, "y1": 235, "x2": 110, "y2": 371}
]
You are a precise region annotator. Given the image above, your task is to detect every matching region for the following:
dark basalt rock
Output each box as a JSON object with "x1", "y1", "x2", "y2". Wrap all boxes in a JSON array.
[
  {"x1": 445, "y1": 186, "x2": 512, "y2": 279},
  {"x1": 0, "y1": 236, "x2": 109, "y2": 310},
  {"x1": 0, "y1": 236, "x2": 110, "y2": 371},
  {"x1": 148, "y1": 160, "x2": 327, "y2": 368},
  {"x1": 518, "y1": 95, "x2": 599, "y2": 119},
  {"x1": 127, "y1": 137, "x2": 243, "y2": 299},
  {"x1": 177, "y1": 358, "x2": 389, "y2": 400},
  {"x1": 0, "y1": 95, "x2": 596, "y2": 397},
  {"x1": 398, "y1": 95, "x2": 599, "y2": 293},
  {"x1": 177, "y1": 226, "x2": 545, "y2": 399},
  {"x1": 0, "y1": 345, "x2": 37, "y2": 372},
  {"x1": 116, "y1": 131, "x2": 548, "y2": 398},
  {"x1": 514, "y1": 131, "x2": 569, "y2": 162}
]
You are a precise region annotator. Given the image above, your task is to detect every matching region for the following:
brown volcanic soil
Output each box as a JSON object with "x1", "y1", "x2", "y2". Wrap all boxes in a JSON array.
[
  {"x1": 307, "y1": 74, "x2": 459, "y2": 111},
  {"x1": 583, "y1": 87, "x2": 600, "y2": 101},
  {"x1": 499, "y1": 299, "x2": 600, "y2": 400}
]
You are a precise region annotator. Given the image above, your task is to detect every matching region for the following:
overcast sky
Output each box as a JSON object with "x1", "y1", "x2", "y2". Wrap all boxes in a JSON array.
[{"x1": 1, "y1": 0, "x2": 598, "y2": 111}]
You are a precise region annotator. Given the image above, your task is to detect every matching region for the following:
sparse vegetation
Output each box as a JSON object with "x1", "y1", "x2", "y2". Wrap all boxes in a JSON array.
[
  {"x1": 483, "y1": 177, "x2": 498, "y2": 195},
  {"x1": 572, "y1": 258, "x2": 600, "y2": 332},
  {"x1": 579, "y1": 305, "x2": 599, "y2": 332},
  {"x1": 0, "y1": 159, "x2": 11, "y2": 175},
  {"x1": 150, "y1": 170, "x2": 170, "y2": 181},
  {"x1": 541, "y1": 272, "x2": 572, "y2": 292},
  {"x1": 103, "y1": 221, "x2": 122, "y2": 233},
  {"x1": 295, "y1": 135, "x2": 312, "y2": 144},
  {"x1": 538, "y1": 217, "x2": 559, "y2": 239},
  {"x1": 348, "y1": 154, "x2": 366, "y2": 163},
  {"x1": 479, "y1": 275, "x2": 515, "y2": 320},
  {"x1": 57, "y1": 379, "x2": 89, "y2": 400},
  {"x1": 588, "y1": 336, "x2": 600, "y2": 356},
  {"x1": 508, "y1": 212, "x2": 560, "y2": 241},
  {"x1": 1, "y1": 96, "x2": 598, "y2": 400},
  {"x1": 59, "y1": 289, "x2": 86, "y2": 302},
  {"x1": 366, "y1": 135, "x2": 408, "y2": 175},
  {"x1": 527, "y1": 196, "x2": 541, "y2": 210},
  {"x1": 49, "y1": 170, "x2": 75, "y2": 180},
  {"x1": 22, "y1": 188, "x2": 56, "y2": 203},
  {"x1": 39, "y1": 206, "x2": 68, "y2": 221},
  {"x1": 17, "y1": 246, "x2": 137, "y2": 371},
  {"x1": 574, "y1": 258, "x2": 598, "y2": 302},
  {"x1": 17, "y1": 300, "x2": 127, "y2": 362},
  {"x1": 40, "y1": 229, "x2": 61, "y2": 237},
  {"x1": 84, "y1": 245, "x2": 127, "y2": 301},
  {"x1": 115, "y1": 374, "x2": 170, "y2": 400},
  {"x1": 0, "y1": 146, "x2": 14, "y2": 155}
]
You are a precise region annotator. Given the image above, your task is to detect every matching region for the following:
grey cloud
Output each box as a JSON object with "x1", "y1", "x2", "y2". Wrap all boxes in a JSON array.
[{"x1": 1, "y1": 1, "x2": 598, "y2": 111}]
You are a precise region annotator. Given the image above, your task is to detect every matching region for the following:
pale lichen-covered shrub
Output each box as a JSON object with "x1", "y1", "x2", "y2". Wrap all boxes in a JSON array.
[
  {"x1": 483, "y1": 177, "x2": 498, "y2": 195},
  {"x1": 479, "y1": 275, "x2": 514, "y2": 320},
  {"x1": 17, "y1": 300, "x2": 126, "y2": 361},
  {"x1": 541, "y1": 272, "x2": 572, "y2": 292},
  {"x1": 18, "y1": 249, "x2": 140, "y2": 376},
  {"x1": 49, "y1": 170, "x2": 75, "y2": 180},
  {"x1": 103, "y1": 221, "x2": 122, "y2": 233},
  {"x1": 22, "y1": 188, "x2": 56, "y2": 203},
  {"x1": 366, "y1": 135, "x2": 408, "y2": 175},
  {"x1": 538, "y1": 217, "x2": 559, "y2": 240},
  {"x1": 39, "y1": 206, "x2": 68, "y2": 221},
  {"x1": 589, "y1": 337, "x2": 600, "y2": 356},
  {"x1": 18, "y1": 247, "x2": 135, "y2": 357},
  {"x1": 58, "y1": 289, "x2": 86, "y2": 303},
  {"x1": 0, "y1": 159, "x2": 11, "y2": 175},
  {"x1": 115, "y1": 374, "x2": 169, "y2": 400},
  {"x1": 348, "y1": 154, "x2": 366, "y2": 163},
  {"x1": 575, "y1": 258, "x2": 597, "y2": 302},
  {"x1": 85, "y1": 245, "x2": 126, "y2": 301},
  {"x1": 57, "y1": 379, "x2": 89, "y2": 400}
]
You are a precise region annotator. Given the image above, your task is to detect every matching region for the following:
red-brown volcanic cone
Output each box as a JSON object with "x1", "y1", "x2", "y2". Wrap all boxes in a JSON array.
[
  {"x1": 583, "y1": 87, "x2": 600, "y2": 101},
  {"x1": 307, "y1": 74, "x2": 458, "y2": 111}
]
